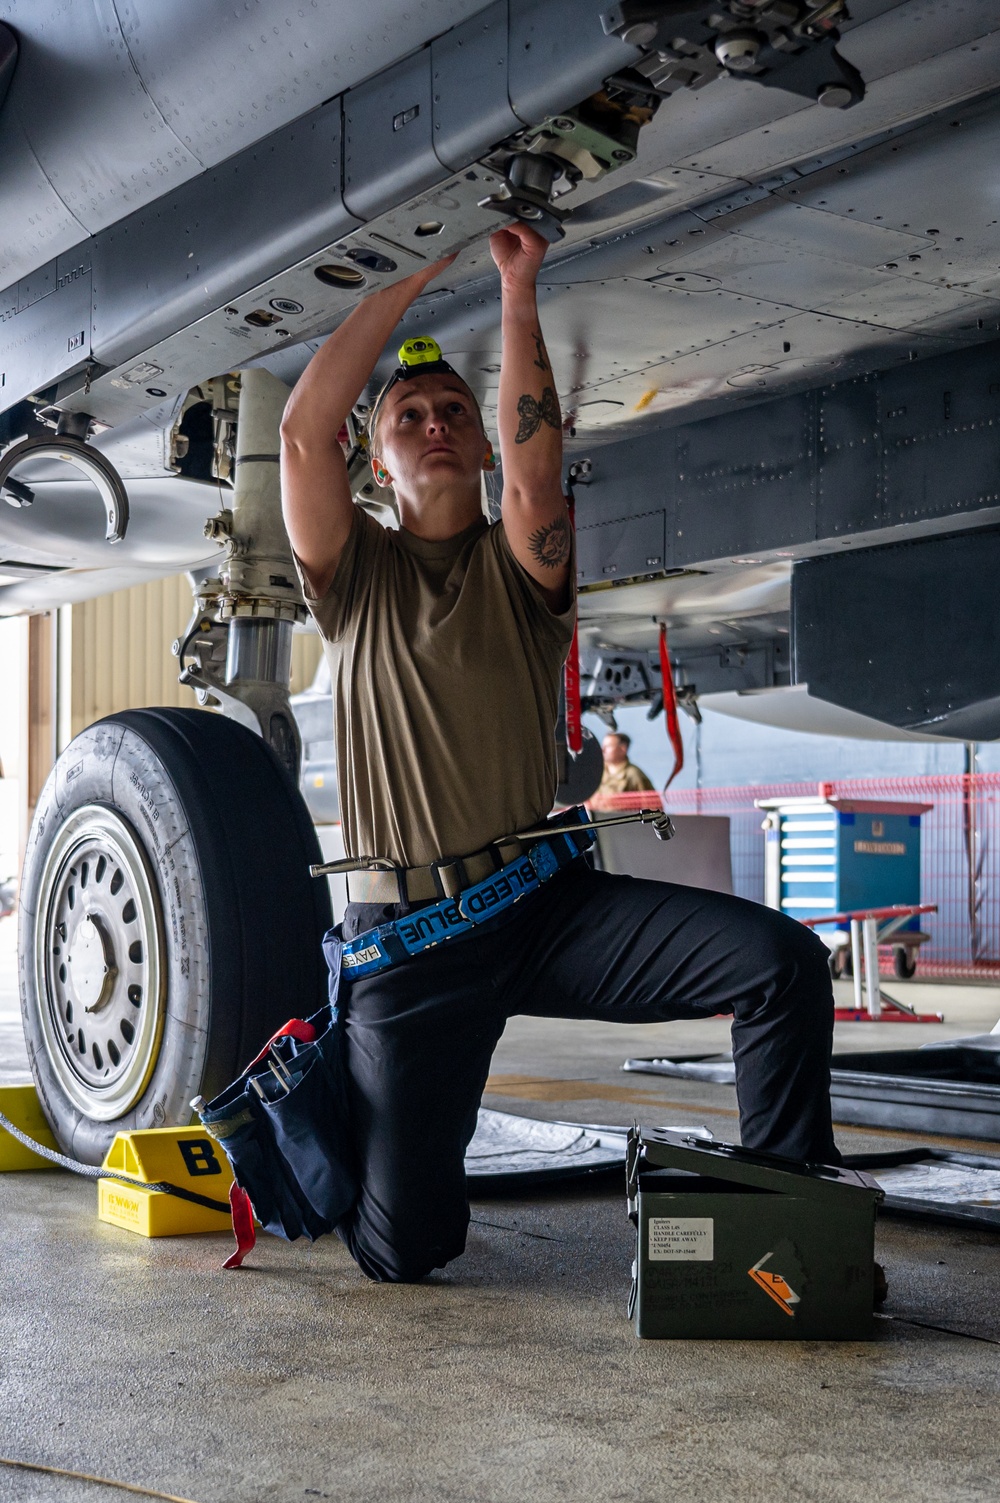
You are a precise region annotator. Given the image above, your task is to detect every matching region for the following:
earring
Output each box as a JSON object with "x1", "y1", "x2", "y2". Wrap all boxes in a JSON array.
[{"x1": 484, "y1": 449, "x2": 497, "y2": 472}]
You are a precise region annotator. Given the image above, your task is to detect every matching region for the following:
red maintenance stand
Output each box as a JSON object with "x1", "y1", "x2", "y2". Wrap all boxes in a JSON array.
[{"x1": 801, "y1": 904, "x2": 942, "y2": 1022}]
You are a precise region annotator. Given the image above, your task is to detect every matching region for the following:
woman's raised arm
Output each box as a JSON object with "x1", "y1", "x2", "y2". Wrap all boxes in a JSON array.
[{"x1": 280, "y1": 255, "x2": 455, "y2": 597}]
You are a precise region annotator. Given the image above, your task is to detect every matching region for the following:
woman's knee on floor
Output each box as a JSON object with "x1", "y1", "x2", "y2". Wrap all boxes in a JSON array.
[{"x1": 342, "y1": 1204, "x2": 470, "y2": 1284}]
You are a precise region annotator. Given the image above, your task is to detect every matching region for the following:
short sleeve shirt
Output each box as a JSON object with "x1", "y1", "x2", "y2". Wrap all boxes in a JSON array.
[
  {"x1": 300, "y1": 508, "x2": 576, "y2": 868},
  {"x1": 599, "y1": 762, "x2": 655, "y2": 795}
]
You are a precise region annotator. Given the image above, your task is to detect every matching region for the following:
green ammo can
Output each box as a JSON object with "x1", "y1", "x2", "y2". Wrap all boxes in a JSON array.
[{"x1": 628, "y1": 1128, "x2": 883, "y2": 1340}]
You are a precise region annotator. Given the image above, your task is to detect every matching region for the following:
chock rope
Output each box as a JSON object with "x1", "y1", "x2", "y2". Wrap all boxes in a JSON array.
[
  {"x1": 0, "y1": 1108, "x2": 231, "y2": 1215},
  {"x1": 0, "y1": 1456, "x2": 202, "y2": 1502}
]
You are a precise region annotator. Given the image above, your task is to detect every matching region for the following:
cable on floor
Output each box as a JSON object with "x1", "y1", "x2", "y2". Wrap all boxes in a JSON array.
[
  {"x1": 875, "y1": 1312, "x2": 1000, "y2": 1346},
  {"x1": 0, "y1": 1457, "x2": 202, "y2": 1501}
]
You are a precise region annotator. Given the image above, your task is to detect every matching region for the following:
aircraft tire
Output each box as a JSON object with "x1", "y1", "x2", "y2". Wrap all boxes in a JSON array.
[{"x1": 18, "y1": 708, "x2": 332, "y2": 1166}]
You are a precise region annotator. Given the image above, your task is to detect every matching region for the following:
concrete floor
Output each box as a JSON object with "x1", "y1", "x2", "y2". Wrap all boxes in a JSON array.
[{"x1": 1, "y1": 912, "x2": 999, "y2": 1503}]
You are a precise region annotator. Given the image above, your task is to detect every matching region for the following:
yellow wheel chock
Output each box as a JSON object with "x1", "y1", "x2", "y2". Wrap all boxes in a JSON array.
[
  {"x1": 0, "y1": 1084, "x2": 60, "y2": 1171},
  {"x1": 99, "y1": 1126, "x2": 234, "y2": 1238}
]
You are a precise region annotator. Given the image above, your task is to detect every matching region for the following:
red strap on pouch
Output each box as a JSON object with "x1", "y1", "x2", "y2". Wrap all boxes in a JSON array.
[
  {"x1": 221, "y1": 1019, "x2": 316, "y2": 1269},
  {"x1": 659, "y1": 621, "x2": 684, "y2": 789},
  {"x1": 246, "y1": 1017, "x2": 317, "y2": 1071},
  {"x1": 222, "y1": 1182, "x2": 257, "y2": 1269}
]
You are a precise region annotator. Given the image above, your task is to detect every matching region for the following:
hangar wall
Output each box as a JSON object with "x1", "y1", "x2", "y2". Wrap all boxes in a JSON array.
[
  {"x1": 58, "y1": 578, "x2": 323, "y2": 747},
  {"x1": 61, "y1": 574, "x2": 198, "y2": 744}
]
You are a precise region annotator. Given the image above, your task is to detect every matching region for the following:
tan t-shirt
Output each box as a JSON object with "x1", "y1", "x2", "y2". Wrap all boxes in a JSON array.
[
  {"x1": 301, "y1": 508, "x2": 576, "y2": 868},
  {"x1": 599, "y1": 761, "x2": 655, "y2": 795}
]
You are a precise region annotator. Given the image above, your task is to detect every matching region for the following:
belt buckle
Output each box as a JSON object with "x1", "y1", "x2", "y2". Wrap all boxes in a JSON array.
[
  {"x1": 492, "y1": 836, "x2": 523, "y2": 868},
  {"x1": 430, "y1": 858, "x2": 466, "y2": 900}
]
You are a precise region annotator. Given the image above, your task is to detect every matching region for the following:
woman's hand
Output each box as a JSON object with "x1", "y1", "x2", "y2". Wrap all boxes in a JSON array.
[
  {"x1": 489, "y1": 223, "x2": 548, "y2": 292},
  {"x1": 394, "y1": 251, "x2": 458, "y2": 299}
]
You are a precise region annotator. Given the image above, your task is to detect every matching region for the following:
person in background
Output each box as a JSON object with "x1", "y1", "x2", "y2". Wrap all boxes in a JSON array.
[{"x1": 599, "y1": 732, "x2": 654, "y2": 795}]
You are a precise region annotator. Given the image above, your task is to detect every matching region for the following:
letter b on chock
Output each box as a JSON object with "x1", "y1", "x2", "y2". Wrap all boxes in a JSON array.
[{"x1": 178, "y1": 1138, "x2": 223, "y2": 1177}]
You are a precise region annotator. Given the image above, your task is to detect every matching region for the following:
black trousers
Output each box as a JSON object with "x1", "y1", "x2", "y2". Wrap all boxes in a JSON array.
[{"x1": 337, "y1": 862, "x2": 838, "y2": 1283}]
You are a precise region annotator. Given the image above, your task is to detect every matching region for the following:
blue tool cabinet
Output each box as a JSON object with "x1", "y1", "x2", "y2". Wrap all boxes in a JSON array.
[{"x1": 758, "y1": 795, "x2": 931, "y2": 924}]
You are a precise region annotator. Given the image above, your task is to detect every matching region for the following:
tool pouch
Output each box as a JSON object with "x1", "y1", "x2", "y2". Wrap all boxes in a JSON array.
[{"x1": 197, "y1": 933, "x2": 356, "y2": 1261}]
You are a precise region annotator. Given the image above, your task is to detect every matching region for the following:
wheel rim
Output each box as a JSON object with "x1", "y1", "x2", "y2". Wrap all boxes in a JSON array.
[{"x1": 34, "y1": 806, "x2": 166, "y2": 1121}]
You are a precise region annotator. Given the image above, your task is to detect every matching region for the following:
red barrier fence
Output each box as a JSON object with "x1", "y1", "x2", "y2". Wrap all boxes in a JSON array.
[{"x1": 591, "y1": 776, "x2": 1000, "y2": 982}]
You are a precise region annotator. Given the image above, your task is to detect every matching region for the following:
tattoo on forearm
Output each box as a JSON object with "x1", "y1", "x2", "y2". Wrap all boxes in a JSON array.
[
  {"x1": 515, "y1": 387, "x2": 560, "y2": 444},
  {"x1": 527, "y1": 514, "x2": 571, "y2": 570},
  {"x1": 532, "y1": 332, "x2": 549, "y2": 372}
]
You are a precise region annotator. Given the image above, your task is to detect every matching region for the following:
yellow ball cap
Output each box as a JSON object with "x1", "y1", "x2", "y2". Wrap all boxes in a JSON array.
[{"x1": 397, "y1": 336, "x2": 444, "y2": 368}]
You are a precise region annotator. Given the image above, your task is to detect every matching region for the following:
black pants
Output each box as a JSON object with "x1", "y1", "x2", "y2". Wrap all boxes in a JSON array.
[{"x1": 337, "y1": 862, "x2": 838, "y2": 1283}]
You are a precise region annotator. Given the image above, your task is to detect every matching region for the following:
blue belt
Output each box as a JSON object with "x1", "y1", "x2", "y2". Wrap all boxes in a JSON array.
[{"x1": 338, "y1": 818, "x2": 596, "y2": 981}]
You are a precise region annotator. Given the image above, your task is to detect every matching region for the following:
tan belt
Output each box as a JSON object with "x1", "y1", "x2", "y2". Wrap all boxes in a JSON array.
[
  {"x1": 344, "y1": 835, "x2": 526, "y2": 906},
  {"x1": 312, "y1": 807, "x2": 673, "y2": 904}
]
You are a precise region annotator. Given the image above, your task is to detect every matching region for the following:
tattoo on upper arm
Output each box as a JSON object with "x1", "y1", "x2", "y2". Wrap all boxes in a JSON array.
[
  {"x1": 515, "y1": 387, "x2": 560, "y2": 444},
  {"x1": 532, "y1": 332, "x2": 549, "y2": 372},
  {"x1": 527, "y1": 513, "x2": 571, "y2": 570}
]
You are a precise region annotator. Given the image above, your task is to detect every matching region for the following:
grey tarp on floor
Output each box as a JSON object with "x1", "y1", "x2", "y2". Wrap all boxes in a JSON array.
[
  {"x1": 464, "y1": 1110, "x2": 627, "y2": 1185},
  {"x1": 464, "y1": 1110, "x2": 713, "y2": 1186},
  {"x1": 841, "y1": 1149, "x2": 1000, "y2": 1231},
  {"x1": 875, "y1": 1163, "x2": 1000, "y2": 1206}
]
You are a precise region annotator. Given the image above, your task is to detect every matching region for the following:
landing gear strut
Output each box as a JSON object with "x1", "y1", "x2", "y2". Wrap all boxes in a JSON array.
[{"x1": 175, "y1": 367, "x2": 307, "y2": 780}]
